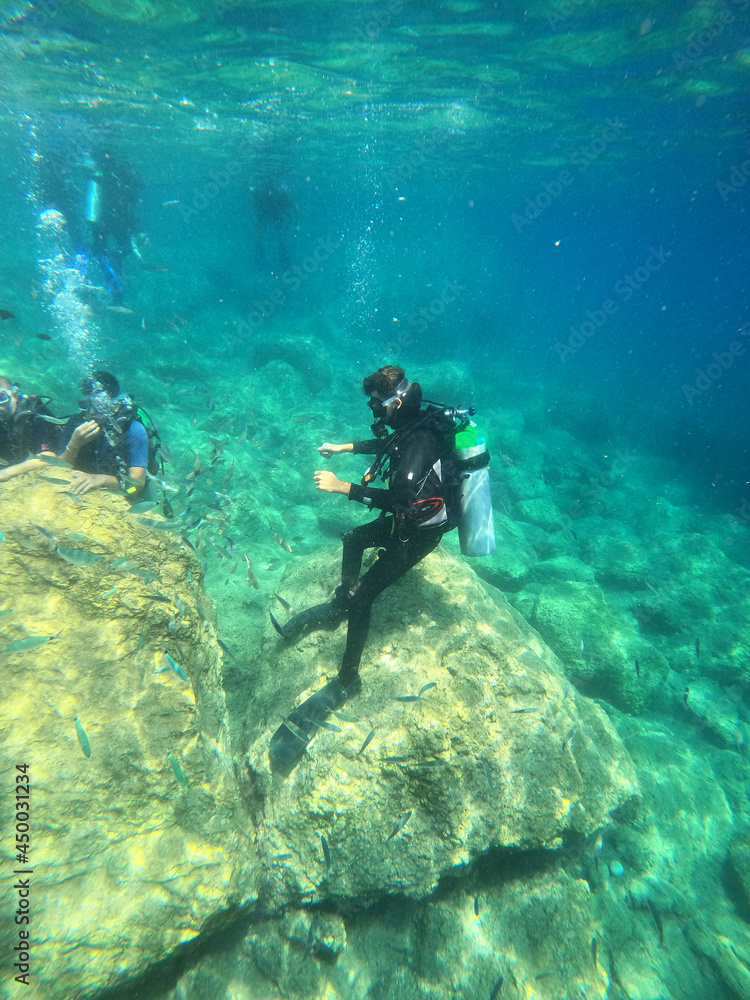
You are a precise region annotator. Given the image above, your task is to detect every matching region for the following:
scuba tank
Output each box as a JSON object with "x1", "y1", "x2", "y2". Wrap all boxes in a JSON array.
[
  {"x1": 84, "y1": 172, "x2": 103, "y2": 224},
  {"x1": 453, "y1": 421, "x2": 496, "y2": 557}
]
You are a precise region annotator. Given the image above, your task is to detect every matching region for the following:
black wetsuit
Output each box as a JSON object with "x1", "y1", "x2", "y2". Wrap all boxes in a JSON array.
[
  {"x1": 268, "y1": 406, "x2": 459, "y2": 773},
  {"x1": 0, "y1": 400, "x2": 60, "y2": 465},
  {"x1": 337, "y1": 410, "x2": 455, "y2": 684}
]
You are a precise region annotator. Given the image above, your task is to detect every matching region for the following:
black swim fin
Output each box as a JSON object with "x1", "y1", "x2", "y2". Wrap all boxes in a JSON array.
[
  {"x1": 269, "y1": 676, "x2": 351, "y2": 775},
  {"x1": 270, "y1": 601, "x2": 346, "y2": 641},
  {"x1": 269, "y1": 611, "x2": 284, "y2": 636}
]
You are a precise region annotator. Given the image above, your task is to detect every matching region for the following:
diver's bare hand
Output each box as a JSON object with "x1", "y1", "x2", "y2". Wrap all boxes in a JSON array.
[
  {"x1": 70, "y1": 420, "x2": 100, "y2": 449},
  {"x1": 314, "y1": 470, "x2": 351, "y2": 495},
  {"x1": 70, "y1": 472, "x2": 109, "y2": 495},
  {"x1": 318, "y1": 442, "x2": 349, "y2": 458}
]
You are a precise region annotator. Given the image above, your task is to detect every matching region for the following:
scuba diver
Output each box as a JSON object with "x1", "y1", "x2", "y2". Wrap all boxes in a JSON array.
[
  {"x1": 39, "y1": 146, "x2": 147, "y2": 304},
  {"x1": 0, "y1": 377, "x2": 62, "y2": 482},
  {"x1": 251, "y1": 176, "x2": 297, "y2": 272},
  {"x1": 59, "y1": 371, "x2": 149, "y2": 496},
  {"x1": 38, "y1": 150, "x2": 86, "y2": 248},
  {"x1": 79, "y1": 150, "x2": 143, "y2": 304},
  {"x1": 268, "y1": 365, "x2": 463, "y2": 775}
]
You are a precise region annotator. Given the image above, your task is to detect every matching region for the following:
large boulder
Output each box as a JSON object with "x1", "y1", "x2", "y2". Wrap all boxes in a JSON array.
[
  {"x1": 242, "y1": 545, "x2": 639, "y2": 906},
  {"x1": 0, "y1": 476, "x2": 258, "y2": 1000}
]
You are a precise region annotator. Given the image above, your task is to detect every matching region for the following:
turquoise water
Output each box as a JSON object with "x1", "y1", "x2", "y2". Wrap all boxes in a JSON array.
[{"x1": 1, "y1": 1, "x2": 750, "y2": 998}]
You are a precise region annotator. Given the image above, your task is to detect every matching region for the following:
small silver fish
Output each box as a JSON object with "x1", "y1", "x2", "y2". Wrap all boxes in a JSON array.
[
  {"x1": 280, "y1": 716, "x2": 308, "y2": 743},
  {"x1": 321, "y1": 835, "x2": 331, "y2": 871},
  {"x1": 275, "y1": 593, "x2": 294, "y2": 614},
  {"x1": 418, "y1": 682, "x2": 437, "y2": 697},
  {"x1": 164, "y1": 653, "x2": 188, "y2": 682},
  {"x1": 357, "y1": 728, "x2": 377, "y2": 757},
  {"x1": 332, "y1": 710, "x2": 359, "y2": 723},
  {"x1": 393, "y1": 695, "x2": 421, "y2": 702},
  {"x1": 304, "y1": 914, "x2": 319, "y2": 959},
  {"x1": 562, "y1": 727, "x2": 576, "y2": 750},
  {"x1": 245, "y1": 555, "x2": 260, "y2": 590},
  {"x1": 138, "y1": 518, "x2": 185, "y2": 532},
  {"x1": 56, "y1": 546, "x2": 103, "y2": 566},
  {"x1": 74, "y1": 715, "x2": 91, "y2": 758},
  {"x1": 3, "y1": 635, "x2": 53, "y2": 653},
  {"x1": 36, "y1": 454, "x2": 71, "y2": 468},
  {"x1": 490, "y1": 974, "x2": 504, "y2": 1000},
  {"x1": 167, "y1": 752, "x2": 188, "y2": 788},
  {"x1": 303, "y1": 717, "x2": 342, "y2": 733},
  {"x1": 386, "y1": 810, "x2": 413, "y2": 842},
  {"x1": 482, "y1": 758, "x2": 494, "y2": 791},
  {"x1": 127, "y1": 500, "x2": 157, "y2": 514},
  {"x1": 272, "y1": 529, "x2": 292, "y2": 553},
  {"x1": 110, "y1": 557, "x2": 136, "y2": 569}
]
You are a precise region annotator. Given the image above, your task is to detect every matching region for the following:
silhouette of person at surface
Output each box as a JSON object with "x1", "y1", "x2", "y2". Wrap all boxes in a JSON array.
[{"x1": 251, "y1": 177, "x2": 296, "y2": 272}]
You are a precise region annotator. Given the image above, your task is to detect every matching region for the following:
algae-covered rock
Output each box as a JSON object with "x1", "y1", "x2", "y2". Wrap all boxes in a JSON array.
[
  {"x1": 515, "y1": 496, "x2": 563, "y2": 531},
  {"x1": 610, "y1": 715, "x2": 734, "y2": 914},
  {"x1": 0, "y1": 476, "x2": 258, "y2": 1000},
  {"x1": 532, "y1": 555, "x2": 595, "y2": 583},
  {"x1": 527, "y1": 580, "x2": 668, "y2": 712},
  {"x1": 172, "y1": 870, "x2": 612, "y2": 1000},
  {"x1": 242, "y1": 546, "x2": 638, "y2": 906},
  {"x1": 412, "y1": 871, "x2": 607, "y2": 998}
]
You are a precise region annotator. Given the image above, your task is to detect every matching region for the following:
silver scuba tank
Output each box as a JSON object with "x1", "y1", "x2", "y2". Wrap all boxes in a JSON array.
[
  {"x1": 84, "y1": 175, "x2": 102, "y2": 224},
  {"x1": 454, "y1": 421, "x2": 496, "y2": 557}
]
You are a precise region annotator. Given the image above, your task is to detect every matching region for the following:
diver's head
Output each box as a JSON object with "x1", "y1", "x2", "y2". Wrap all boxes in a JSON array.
[
  {"x1": 364, "y1": 366, "x2": 421, "y2": 428},
  {"x1": 78, "y1": 370, "x2": 123, "y2": 422},
  {"x1": 0, "y1": 377, "x2": 18, "y2": 421}
]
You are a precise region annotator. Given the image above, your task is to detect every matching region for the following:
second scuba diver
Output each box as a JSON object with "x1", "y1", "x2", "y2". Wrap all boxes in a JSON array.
[
  {"x1": 269, "y1": 365, "x2": 461, "y2": 774},
  {"x1": 0, "y1": 376, "x2": 61, "y2": 482},
  {"x1": 59, "y1": 371, "x2": 148, "y2": 496}
]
